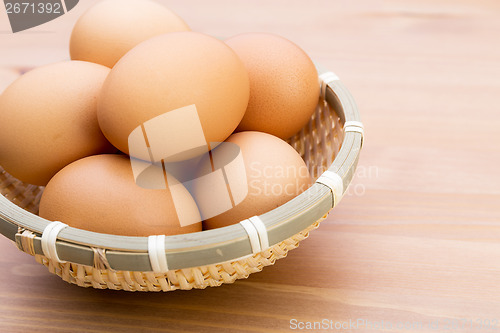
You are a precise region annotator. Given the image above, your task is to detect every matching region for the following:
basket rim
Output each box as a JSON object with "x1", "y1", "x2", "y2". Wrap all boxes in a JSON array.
[{"x1": 0, "y1": 70, "x2": 363, "y2": 272}]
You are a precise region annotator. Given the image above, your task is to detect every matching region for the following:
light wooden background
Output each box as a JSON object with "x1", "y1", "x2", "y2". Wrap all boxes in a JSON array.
[{"x1": 1, "y1": 0, "x2": 500, "y2": 332}]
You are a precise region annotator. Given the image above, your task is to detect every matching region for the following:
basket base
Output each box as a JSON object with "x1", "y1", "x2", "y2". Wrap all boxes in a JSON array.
[{"x1": 32, "y1": 217, "x2": 326, "y2": 292}]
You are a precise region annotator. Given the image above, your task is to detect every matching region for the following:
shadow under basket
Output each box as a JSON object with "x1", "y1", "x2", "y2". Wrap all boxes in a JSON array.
[{"x1": 0, "y1": 71, "x2": 363, "y2": 292}]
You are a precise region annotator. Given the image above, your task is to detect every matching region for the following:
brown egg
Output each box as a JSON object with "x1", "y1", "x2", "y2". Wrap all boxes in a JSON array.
[
  {"x1": 70, "y1": 0, "x2": 190, "y2": 68},
  {"x1": 0, "y1": 61, "x2": 115, "y2": 186},
  {"x1": 98, "y1": 32, "x2": 250, "y2": 162},
  {"x1": 0, "y1": 68, "x2": 20, "y2": 94},
  {"x1": 193, "y1": 131, "x2": 312, "y2": 230},
  {"x1": 39, "y1": 154, "x2": 202, "y2": 237},
  {"x1": 225, "y1": 33, "x2": 320, "y2": 140}
]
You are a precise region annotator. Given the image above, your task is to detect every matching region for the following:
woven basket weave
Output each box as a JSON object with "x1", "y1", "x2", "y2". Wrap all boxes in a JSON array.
[{"x1": 0, "y1": 71, "x2": 362, "y2": 292}]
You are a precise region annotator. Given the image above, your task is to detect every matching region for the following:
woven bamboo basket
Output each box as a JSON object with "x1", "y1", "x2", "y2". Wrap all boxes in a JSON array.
[{"x1": 0, "y1": 69, "x2": 363, "y2": 292}]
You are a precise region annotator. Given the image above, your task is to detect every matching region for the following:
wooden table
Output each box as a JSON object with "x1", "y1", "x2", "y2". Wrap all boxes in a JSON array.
[{"x1": 1, "y1": 0, "x2": 499, "y2": 332}]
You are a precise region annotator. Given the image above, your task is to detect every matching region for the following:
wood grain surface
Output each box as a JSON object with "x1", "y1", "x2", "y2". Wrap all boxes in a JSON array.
[{"x1": 1, "y1": 0, "x2": 499, "y2": 332}]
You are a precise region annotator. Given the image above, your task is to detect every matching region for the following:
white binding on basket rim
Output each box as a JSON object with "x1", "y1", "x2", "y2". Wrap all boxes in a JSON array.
[
  {"x1": 148, "y1": 235, "x2": 169, "y2": 273},
  {"x1": 41, "y1": 221, "x2": 68, "y2": 263},
  {"x1": 319, "y1": 71, "x2": 340, "y2": 99},
  {"x1": 240, "y1": 216, "x2": 269, "y2": 254},
  {"x1": 344, "y1": 120, "x2": 364, "y2": 135},
  {"x1": 316, "y1": 171, "x2": 344, "y2": 207}
]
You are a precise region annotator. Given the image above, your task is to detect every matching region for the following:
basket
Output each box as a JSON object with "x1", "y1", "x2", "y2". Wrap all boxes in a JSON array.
[{"x1": 0, "y1": 70, "x2": 363, "y2": 292}]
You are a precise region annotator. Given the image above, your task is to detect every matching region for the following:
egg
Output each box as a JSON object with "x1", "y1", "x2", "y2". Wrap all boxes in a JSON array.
[
  {"x1": 193, "y1": 131, "x2": 312, "y2": 230},
  {"x1": 0, "y1": 68, "x2": 20, "y2": 94},
  {"x1": 70, "y1": 0, "x2": 190, "y2": 68},
  {"x1": 98, "y1": 32, "x2": 250, "y2": 162},
  {"x1": 225, "y1": 33, "x2": 320, "y2": 140},
  {"x1": 0, "y1": 61, "x2": 115, "y2": 186},
  {"x1": 39, "y1": 154, "x2": 202, "y2": 237}
]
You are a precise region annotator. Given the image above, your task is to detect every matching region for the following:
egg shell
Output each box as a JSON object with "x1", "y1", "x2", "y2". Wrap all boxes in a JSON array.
[
  {"x1": 0, "y1": 68, "x2": 20, "y2": 94},
  {"x1": 39, "y1": 154, "x2": 202, "y2": 237},
  {"x1": 194, "y1": 131, "x2": 312, "y2": 230},
  {"x1": 225, "y1": 33, "x2": 320, "y2": 140},
  {"x1": 70, "y1": 0, "x2": 190, "y2": 68},
  {"x1": 0, "y1": 61, "x2": 115, "y2": 186},
  {"x1": 98, "y1": 32, "x2": 250, "y2": 162}
]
